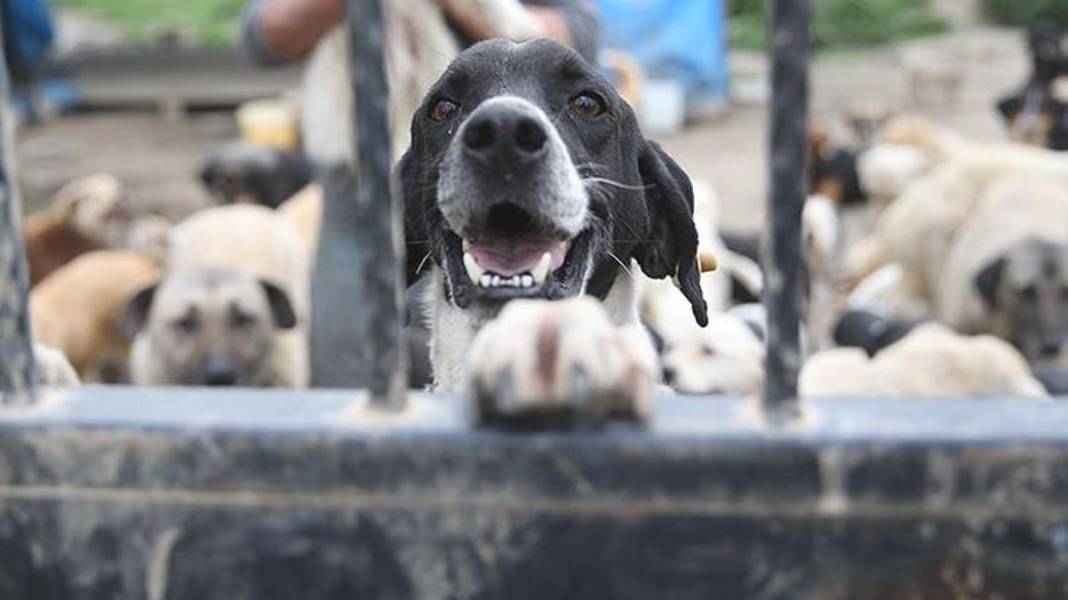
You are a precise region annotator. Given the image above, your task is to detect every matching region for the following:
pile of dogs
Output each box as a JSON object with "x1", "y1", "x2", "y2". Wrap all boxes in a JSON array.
[
  {"x1": 21, "y1": 38, "x2": 1068, "y2": 407},
  {"x1": 26, "y1": 174, "x2": 320, "y2": 388}
]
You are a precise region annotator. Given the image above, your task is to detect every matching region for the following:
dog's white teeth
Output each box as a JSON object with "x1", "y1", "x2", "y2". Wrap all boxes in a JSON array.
[
  {"x1": 532, "y1": 252, "x2": 552, "y2": 284},
  {"x1": 463, "y1": 252, "x2": 484, "y2": 283},
  {"x1": 462, "y1": 239, "x2": 472, "y2": 252},
  {"x1": 475, "y1": 270, "x2": 539, "y2": 289}
]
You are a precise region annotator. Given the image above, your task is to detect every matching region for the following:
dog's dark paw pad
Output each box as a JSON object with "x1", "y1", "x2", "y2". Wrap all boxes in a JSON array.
[{"x1": 468, "y1": 297, "x2": 657, "y2": 428}]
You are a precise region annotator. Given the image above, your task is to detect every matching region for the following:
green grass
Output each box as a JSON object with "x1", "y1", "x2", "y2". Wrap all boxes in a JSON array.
[
  {"x1": 52, "y1": 0, "x2": 246, "y2": 46},
  {"x1": 728, "y1": 0, "x2": 948, "y2": 50},
  {"x1": 982, "y1": 0, "x2": 1068, "y2": 27}
]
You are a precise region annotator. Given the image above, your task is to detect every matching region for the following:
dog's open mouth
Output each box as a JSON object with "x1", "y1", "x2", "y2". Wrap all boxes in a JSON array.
[{"x1": 443, "y1": 203, "x2": 593, "y2": 304}]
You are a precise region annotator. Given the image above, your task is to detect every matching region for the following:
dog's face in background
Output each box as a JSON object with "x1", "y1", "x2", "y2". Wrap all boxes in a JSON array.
[
  {"x1": 58, "y1": 173, "x2": 135, "y2": 247},
  {"x1": 122, "y1": 269, "x2": 297, "y2": 386},
  {"x1": 400, "y1": 39, "x2": 706, "y2": 325},
  {"x1": 976, "y1": 238, "x2": 1068, "y2": 363},
  {"x1": 199, "y1": 141, "x2": 312, "y2": 209}
]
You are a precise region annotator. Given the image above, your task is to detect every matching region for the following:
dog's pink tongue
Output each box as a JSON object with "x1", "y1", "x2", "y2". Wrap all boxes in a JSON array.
[{"x1": 467, "y1": 233, "x2": 567, "y2": 275}]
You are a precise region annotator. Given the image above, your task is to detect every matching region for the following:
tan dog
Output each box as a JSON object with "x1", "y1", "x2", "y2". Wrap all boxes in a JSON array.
[
  {"x1": 937, "y1": 175, "x2": 1068, "y2": 362},
  {"x1": 23, "y1": 174, "x2": 133, "y2": 286},
  {"x1": 31, "y1": 250, "x2": 160, "y2": 383},
  {"x1": 168, "y1": 204, "x2": 309, "y2": 309},
  {"x1": 154, "y1": 204, "x2": 311, "y2": 387},
  {"x1": 123, "y1": 269, "x2": 300, "y2": 387},
  {"x1": 277, "y1": 184, "x2": 322, "y2": 257},
  {"x1": 850, "y1": 142, "x2": 1068, "y2": 288},
  {"x1": 801, "y1": 324, "x2": 1047, "y2": 398}
]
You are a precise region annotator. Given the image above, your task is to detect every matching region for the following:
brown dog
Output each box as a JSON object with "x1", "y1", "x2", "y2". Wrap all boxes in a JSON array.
[
  {"x1": 23, "y1": 174, "x2": 135, "y2": 286},
  {"x1": 31, "y1": 250, "x2": 161, "y2": 382}
]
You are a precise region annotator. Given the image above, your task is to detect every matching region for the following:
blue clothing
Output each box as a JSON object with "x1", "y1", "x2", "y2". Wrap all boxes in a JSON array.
[{"x1": 3, "y1": 0, "x2": 55, "y2": 82}]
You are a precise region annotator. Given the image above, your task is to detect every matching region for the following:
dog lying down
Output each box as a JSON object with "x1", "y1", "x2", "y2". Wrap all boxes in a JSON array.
[
  {"x1": 399, "y1": 40, "x2": 707, "y2": 422},
  {"x1": 802, "y1": 324, "x2": 1047, "y2": 399}
]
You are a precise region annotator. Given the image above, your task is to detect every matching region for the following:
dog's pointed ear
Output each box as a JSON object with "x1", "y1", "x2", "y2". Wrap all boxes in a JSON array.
[
  {"x1": 633, "y1": 140, "x2": 708, "y2": 327},
  {"x1": 396, "y1": 149, "x2": 429, "y2": 287},
  {"x1": 118, "y1": 284, "x2": 158, "y2": 340},
  {"x1": 259, "y1": 280, "x2": 297, "y2": 329},
  {"x1": 974, "y1": 256, "x2": 1005, "y2": 310}
]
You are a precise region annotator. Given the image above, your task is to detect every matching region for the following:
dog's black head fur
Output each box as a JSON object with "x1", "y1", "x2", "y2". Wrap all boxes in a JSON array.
[{"x1": 398, "y1": 39, "x2": 706, "y2": 326}]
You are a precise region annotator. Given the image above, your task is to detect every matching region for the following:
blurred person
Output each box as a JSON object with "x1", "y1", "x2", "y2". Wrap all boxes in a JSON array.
[{"x1": 241, "y1": 0, "x2": 599, "y2": 165}]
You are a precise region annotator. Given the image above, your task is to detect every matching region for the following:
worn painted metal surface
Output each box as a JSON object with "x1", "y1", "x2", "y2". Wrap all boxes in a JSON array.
[
  {"x1": 0, "y1": 23, "x2": 36, "y2": 401},
  {"x1": 1, "y1": 389, "x2": 1068, "y2": 598},
  {"x1": 763, "y1": 0, "x2": 809, "y2": 418}
]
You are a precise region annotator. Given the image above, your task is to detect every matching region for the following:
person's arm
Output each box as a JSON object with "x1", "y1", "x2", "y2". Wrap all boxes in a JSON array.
[
  {"x1": 437, "y1": 0, "x2": 572, "y2": 46},
  {"x1": 242, "y1": 0, "x2": 344, "y2": 65}
]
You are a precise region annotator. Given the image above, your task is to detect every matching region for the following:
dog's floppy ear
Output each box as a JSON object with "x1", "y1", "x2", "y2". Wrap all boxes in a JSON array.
[
  {"x1": 259, "y1": 280, "x2": 297, "y2": 329},
  {"x1": 118, "y1": 284, "x2": 159, "y2": 340},
  {"x1": 633, "y1": 140, "x2": 708, "y2": 327},
  {"x1": 397, "y1": 149, "x2": 429, "y2": 286},
  {"x1": 974, "y1": 256, "x2": 1006, "y2": 310}
]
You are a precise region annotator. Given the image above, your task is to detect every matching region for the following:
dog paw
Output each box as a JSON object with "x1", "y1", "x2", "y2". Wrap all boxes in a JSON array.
[{"x1": 469, "y1": 297, "x2": 658, "y2": 425}]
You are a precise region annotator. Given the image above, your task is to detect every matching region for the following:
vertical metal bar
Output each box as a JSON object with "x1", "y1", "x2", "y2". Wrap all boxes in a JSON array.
[
  {"x1": 0, "y1": 21, "x2": 38, "y2": 401},
  {"x1": 315, "y1": 0, "x2": 407, "y2": 407},
  {"x1": 762, "y1": 0, "x2": 809, "y2": 418}
]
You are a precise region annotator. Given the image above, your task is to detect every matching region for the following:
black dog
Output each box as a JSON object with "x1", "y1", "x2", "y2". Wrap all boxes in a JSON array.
[
  {"x1": 997, "y1": 23, "x2": 1068, "y2": 150},
  {"x1": 199, "y1": 141, "x2": 312, "y2": 208},
  {"x1": 397, "y1": 39, "x2": 706, "y2": 399}
]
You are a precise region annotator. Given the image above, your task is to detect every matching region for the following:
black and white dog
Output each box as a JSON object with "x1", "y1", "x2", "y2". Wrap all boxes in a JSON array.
[{"x1": 399, "y1": 40, "x2": 707, "y2": 419}]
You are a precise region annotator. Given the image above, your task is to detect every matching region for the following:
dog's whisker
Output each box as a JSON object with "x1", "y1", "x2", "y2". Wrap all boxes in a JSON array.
[
  {"x1": 583, "y1": 177, "x2": 652, "y2": 192},
  {"x1": 608, "y1": 252, "x2": 636, "y2": 279},
  {"x1": 415, "y1": 251, "x2": 433, "y2": 275}
]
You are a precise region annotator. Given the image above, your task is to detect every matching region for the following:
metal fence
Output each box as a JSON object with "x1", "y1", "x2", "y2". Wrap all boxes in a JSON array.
[
  {"x1": 4, "y1": 1, "x2": 1068, "y2": 597},
  {"x1": 0, "y1": 0, "x2": 811, "y2": 419}
]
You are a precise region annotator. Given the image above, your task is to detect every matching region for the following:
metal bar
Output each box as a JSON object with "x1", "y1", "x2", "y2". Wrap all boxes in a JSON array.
[
  {"x1": 0, "y1": 20, "x2": 37, "y2": 401},
  {"x1": 2, "y1": 390, "x2": 1068, "y2": 596},
  {"x1": 311, "y1": 0, "x2": 407, "y2": 403},
  {"x1": 762, "y1": 0, "x2": 810, "y2": 419}
]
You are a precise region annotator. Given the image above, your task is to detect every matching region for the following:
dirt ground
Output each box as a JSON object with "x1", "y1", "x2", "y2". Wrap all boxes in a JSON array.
[{"x1": 15, "y1": 27, "x2": 1032, "y2": 232}]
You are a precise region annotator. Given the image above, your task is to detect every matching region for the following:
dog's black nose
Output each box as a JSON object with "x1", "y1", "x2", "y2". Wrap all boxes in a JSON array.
[
  {"x1": 663, "y1": 367, "x2": 677, "y2": 386},
  {"x1": 462, "y1": 104, "x2": 548, "y2": 166},
  {"x1": 203, "y1": 357, "x2": 238, "y2": 386},
  {"x1": 1041, "y1": 338, "x2": 1063, "y2": 359}
]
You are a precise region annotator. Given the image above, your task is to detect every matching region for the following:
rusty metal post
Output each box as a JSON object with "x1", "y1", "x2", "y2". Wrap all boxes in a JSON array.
[
  {"x1": 311, "y1": 0, "x2": 407, "y2": 407},
  {"x1": 0, "y1": 21, "x2": 37, "y2": 401},
  {"x1": 762, "y1": 0, "x2": 809, "y2": 419}
]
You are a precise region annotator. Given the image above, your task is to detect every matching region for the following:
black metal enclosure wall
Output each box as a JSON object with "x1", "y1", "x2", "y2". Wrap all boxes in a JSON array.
[{"x1": 3, "y1": 2, "x2": 1068, "y2": 598}]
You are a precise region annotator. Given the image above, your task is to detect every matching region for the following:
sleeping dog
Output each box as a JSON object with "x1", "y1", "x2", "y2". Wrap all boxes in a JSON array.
[{"x1": 399, "y1": 40, "x2": 706, "y2": 420}]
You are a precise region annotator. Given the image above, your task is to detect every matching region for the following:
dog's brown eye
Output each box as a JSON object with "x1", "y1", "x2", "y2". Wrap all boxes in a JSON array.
[
  {"x1": 430, "y1": 99, "x2": 459, "y2": 122},
  {"x1": 569, "y1": 92, "x2": 605, "y2": 118}
]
